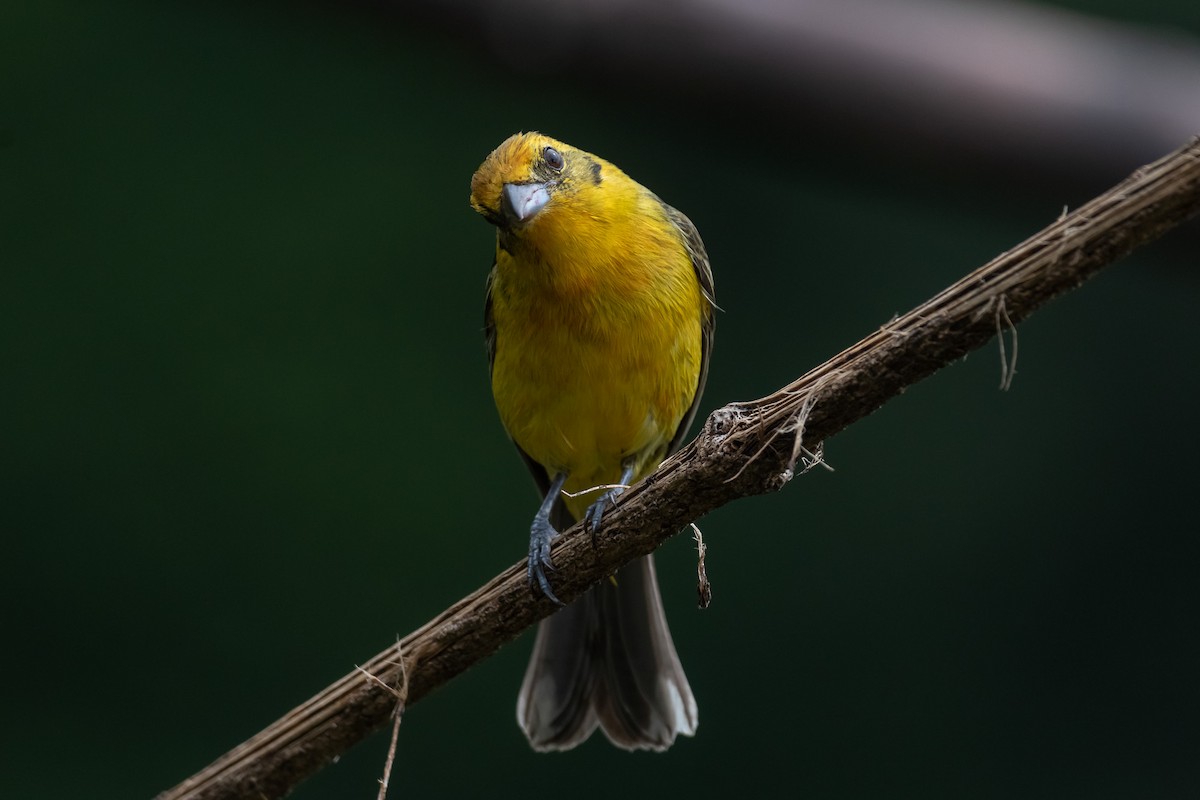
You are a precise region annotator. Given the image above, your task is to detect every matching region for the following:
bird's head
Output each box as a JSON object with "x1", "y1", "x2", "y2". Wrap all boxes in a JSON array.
[{"x1": 470, "y1": 132, "x2": 606, "y2": 231}]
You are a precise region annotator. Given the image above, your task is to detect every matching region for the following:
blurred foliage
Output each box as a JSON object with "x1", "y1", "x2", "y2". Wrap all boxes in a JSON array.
[{"x1": 2, "y1": 1, "x2": 1198, "y2": 798}]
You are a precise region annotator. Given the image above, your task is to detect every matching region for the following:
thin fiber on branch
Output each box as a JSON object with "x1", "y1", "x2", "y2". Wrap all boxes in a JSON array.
[{"x1": 158, "y1": 138, "x2": 1200, "y2": 800}]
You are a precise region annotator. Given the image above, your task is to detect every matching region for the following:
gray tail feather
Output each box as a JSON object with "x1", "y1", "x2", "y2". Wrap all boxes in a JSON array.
[{"x1": 516, "y1": 553, "x2": 698, "y2": 751}]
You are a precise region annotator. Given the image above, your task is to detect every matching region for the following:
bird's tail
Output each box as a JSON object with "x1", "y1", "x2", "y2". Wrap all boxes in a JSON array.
[{"x1": 516, "y1": 552, "x2": 698, "y2": 751}]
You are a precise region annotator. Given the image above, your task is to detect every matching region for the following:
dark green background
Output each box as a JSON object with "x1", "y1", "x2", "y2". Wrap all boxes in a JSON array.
[{"x1": 3, "y1": 2, "x2": 1198, "y2": 797}]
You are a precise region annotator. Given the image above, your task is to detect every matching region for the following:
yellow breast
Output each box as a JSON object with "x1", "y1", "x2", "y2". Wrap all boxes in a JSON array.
[{"x1": 489, "y1": 189, "x2": 704, "y2": 508}]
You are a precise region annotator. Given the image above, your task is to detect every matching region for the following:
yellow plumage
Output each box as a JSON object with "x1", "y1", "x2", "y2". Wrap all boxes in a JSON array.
[
  {"x1": 474, "y1": 133, "x2": 711, "y2": 514},
  {"x1": 470, "y1": 131, "x2": 714, "y2": 751}
]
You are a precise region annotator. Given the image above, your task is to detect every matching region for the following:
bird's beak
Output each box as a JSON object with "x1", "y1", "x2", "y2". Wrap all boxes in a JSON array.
[{"x1": 501, "y1": 181, "x2": 551, "y2": 224}]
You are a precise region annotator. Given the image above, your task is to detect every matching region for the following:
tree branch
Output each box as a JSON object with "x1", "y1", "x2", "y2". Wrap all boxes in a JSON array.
[{"x1": 157, "y1": 138, "x2": 1200, "y2": 800}]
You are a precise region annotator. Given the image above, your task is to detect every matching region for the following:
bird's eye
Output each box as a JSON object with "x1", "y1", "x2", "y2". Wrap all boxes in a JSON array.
[{"x1": 542, "y1": 146, "x2": 564, "y2": 172}]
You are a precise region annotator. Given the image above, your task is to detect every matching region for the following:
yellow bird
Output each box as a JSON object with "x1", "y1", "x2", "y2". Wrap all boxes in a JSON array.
[{"x1": 470, "y1": 132, "x2": 715, "y2": 751}]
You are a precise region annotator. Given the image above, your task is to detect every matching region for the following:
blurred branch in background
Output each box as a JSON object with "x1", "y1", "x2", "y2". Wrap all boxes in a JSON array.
[
  {"x1": 400, "y1": 0, "x2": 1200, "y2": 175},
  {"x1": 158, "y1": 139, "x2": 1200, "y2": 800}
]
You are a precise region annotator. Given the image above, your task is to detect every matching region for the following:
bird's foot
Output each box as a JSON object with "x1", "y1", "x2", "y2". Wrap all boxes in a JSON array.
[
  {"x1": 528, "y1": 513, "x2": 563, "y2": 605},
  {"x1": 584, "y1": 484, "x2": 624, "y2": 536}
]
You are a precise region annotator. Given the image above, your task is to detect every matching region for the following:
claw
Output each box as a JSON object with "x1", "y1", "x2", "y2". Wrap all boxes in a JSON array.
[
  {"x1": 584, "y1": 460, "x2": 636, "y2": 536},
  {"x1": 527, "y1": 471, "x2": 569, "y2": 606},
  {"x1": 528, "y1": 514, "x2": 563, "y2": 605},
  {"x1": 584, "y1": 491, "x2": 615, "y2": 534}
]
